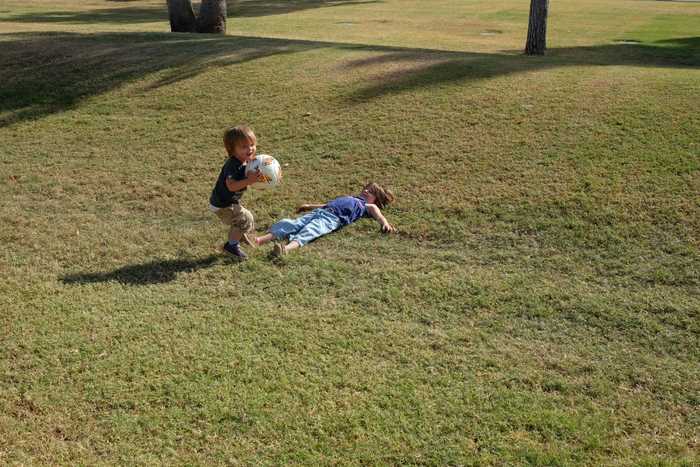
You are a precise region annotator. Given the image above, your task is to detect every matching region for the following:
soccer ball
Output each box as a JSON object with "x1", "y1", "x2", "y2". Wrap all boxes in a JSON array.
[{"x1": 245, "y1": 154, "x2": 282, "y2": 187}]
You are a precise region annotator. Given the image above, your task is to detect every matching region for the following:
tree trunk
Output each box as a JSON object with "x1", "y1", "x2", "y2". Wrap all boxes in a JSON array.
[
  {"x1": 525, "y1": 0, "x2": 549, "y2": 55},
  {"x1": 167, "y1": 0, "x2": 196, "y2": 33},
  {"x1": 197, "y1": 0, "x2": 227, "y2": 34}
]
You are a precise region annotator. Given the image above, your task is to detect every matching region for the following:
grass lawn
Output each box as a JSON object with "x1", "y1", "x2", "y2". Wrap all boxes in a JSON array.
[{"x1": 1, "y1": 0, "x2": 698, "y2": 464}]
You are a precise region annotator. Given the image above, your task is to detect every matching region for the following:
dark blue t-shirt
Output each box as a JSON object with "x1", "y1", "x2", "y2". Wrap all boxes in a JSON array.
[
  {"x1": 210, "y1": 157, "x2": 247, "y2": 208},
  {"x1": 324, "y1": 196, "x2": 368, "y2": 226}
]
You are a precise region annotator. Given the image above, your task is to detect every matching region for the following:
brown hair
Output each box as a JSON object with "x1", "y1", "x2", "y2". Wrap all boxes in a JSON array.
[
  {"x1": 223, "y1": 125, "x2": 256, "y2": 154},
  {"x1": 365, "y1": 182, "x2": 395, "y2": 209}
]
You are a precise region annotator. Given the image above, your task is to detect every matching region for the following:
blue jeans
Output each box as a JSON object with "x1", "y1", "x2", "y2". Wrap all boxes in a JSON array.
[{"x1": 270, "y1": 209, "x2": 342, "y2": 247}]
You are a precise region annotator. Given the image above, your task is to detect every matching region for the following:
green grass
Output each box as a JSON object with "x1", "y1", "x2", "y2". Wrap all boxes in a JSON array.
[{"x1": 1, "y1": 0, "x2": 698, "y2": 464}]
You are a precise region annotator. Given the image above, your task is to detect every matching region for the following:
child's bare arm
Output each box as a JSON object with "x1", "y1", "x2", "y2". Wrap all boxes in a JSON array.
[
  {"x1": 225, "y1": 170, "x2": 264, "y2": 192},
  {"x1": 296, "y1": 203, "x2": 325, "y2": 213},
  {"x1": 366, "y1": 204, "x2": 395, "y2": 233}
]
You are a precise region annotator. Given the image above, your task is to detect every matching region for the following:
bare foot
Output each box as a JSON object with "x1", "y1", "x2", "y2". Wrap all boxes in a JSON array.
[
  {"x1": 255, "y1": 233, "x2": 275, "y2": 246},
  {"x1": 272, "y1": 243, "x2": 287, "y2": 257}
]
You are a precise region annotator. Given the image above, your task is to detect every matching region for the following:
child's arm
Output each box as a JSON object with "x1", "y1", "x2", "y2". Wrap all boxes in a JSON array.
[
  {"x1": 226, "y1": 170, "x2": 264, "y2": 192},
  {"x1": 296, "y1": 203, "x2": 326, "y2": 213},
  {"x1": 366, "y1": 204, "x2": 395, "y2": 233}
]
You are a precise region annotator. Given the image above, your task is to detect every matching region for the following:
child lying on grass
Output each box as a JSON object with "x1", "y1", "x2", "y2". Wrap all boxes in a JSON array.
[{"x1": 255, "y1": 182, "x2": 395, "y2": 257}]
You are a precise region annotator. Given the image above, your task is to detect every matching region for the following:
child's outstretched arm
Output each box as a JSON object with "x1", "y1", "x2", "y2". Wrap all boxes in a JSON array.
[
  {"x1": 366, "y1": 204, "x2": 395, "y2": 233},
  {"x1": 296, "y1": 203, "x2": 326, "y2": 213}
]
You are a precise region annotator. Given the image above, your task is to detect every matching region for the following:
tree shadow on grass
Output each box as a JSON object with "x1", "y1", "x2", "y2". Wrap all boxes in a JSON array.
[
  {"x1": 0, "y1": 7, "x2": 164, "y2": 25},
  {"x1": 0, "y1": 0, "x2": 380, "y2": 24},
  {"x1": 60, "y1": 254, "x2": 222, "y2": 285},
  {"x1": 0, "y1": 31, "x2": 697, "y2": 127},
  {"x1": 0, "y1": 31, "x2": 310, "y2": 127},
  {"x1": 341, "y1": 36, "x2": 700, "y2": 102},
  {"x1": 231, "y1": 0, "x2": 381, "y2": 17}
]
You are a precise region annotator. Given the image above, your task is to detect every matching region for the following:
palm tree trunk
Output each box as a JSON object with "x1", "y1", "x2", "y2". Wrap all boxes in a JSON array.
[
  {"x1": 525, "y1": 0, "x2": 549, "y2": 55},
  {"x1": 167, "y1": 0, "x2": 196, "y2": 33},
  {"x1": 197, "y1": 0, "x2": 227, "y2": 34}
]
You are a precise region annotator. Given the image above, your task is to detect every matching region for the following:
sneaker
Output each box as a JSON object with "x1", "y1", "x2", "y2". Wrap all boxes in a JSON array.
[
  {"x1": 222, "y1": 242, "x2": 248, "y2": 260},
  {"x1": 272, "y1": 243, "x2": 287, "y2": 258}
]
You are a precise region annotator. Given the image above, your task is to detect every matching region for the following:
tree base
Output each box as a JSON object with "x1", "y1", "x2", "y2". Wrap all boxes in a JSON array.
[
  {"x1": 525, "y1": 0, "x2": 549, "y2": 56},
  {"x1": 167, "y1": 0, "x2": 227, "y2": 34}
]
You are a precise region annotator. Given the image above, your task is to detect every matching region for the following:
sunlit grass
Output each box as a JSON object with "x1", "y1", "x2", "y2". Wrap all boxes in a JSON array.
[{"x1": 1, "y1": 0, "x2": 698, "y2": 464}]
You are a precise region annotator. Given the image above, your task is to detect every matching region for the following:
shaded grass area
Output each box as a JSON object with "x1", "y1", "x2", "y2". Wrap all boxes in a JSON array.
[
  {"x1": 0, "y1": 0, "x2": 381, "y2": 24},
  {"x1": 1, "y1": 31, "x2": 698, "y2": 127},
  {"x1": 1, "y1": 0, "x2": 699, "y2": 465},
  {"x1": 60, "y1": 255, "x2": 222, "y2": 285}
]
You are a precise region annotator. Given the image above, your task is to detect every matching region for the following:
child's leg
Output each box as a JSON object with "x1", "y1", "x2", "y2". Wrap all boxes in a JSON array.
[
  {"x1": 255, "y1": 233, "x2": 275, "y2": 246},
  {"x1": 286, "y1": 210, "x2": 341, "y2": 250},
  {"x1": 214, "y1": 208, "x2": 236, "y2": 240},
  {"x1": 228, "y1": 225, "x2": 241, "y2": 242},
  {"x1": 283, "y1": 240, "x2": 301, "y2": 253},
  {"x1": 267, "y1": 212, "x2": 317, "y2": 242},
  {"x1": 223, "y1": 204, "x2": 255, "y2": 246},
  {"x1": 214, "y1": 205, "x2": 252, "y2": 258}
]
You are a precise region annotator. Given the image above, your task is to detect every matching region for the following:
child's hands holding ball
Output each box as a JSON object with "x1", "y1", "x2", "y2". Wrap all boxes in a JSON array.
[{"x1": 246, "y1": 169, "x2": 266, "y2": 185}]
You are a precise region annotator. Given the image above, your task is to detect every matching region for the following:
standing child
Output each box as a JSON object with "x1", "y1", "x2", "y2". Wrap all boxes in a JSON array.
[
  {"x1": 210, "y1": 125, "x2": 265, "y2": 259},
  {"x1": 255, "y1": 182, "x2": 395, "y2": 257}
]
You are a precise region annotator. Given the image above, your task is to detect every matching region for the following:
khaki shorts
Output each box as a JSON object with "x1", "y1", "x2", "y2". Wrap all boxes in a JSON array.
[{"x1": 212, "y1": 203, "x2": 254, "y2": 236}]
